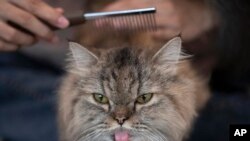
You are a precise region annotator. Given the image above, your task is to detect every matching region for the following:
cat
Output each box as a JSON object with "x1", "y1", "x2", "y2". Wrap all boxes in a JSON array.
[{"x1": 58, "y1": 37, "x2": 210, "y2": 141}]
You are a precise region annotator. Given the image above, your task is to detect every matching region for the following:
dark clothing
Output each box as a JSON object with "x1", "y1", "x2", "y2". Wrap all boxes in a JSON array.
[
  {"x1": 209, "y1": 0, "x2": 250, "y2": 72},
  {"x1": 0, "y1": 52, "x2": 63, "y2": 141}
]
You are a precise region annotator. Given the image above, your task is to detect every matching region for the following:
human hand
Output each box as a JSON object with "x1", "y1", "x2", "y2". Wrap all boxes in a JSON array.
[
  {"x1": 0, "y1": 0, "x2": 69, "y2": 51},
  {"x1": 102, "y1": 0, "x2": 215, "y2": 42}
]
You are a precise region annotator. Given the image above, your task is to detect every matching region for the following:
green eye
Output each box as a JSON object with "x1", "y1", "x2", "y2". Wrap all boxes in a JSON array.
[
  {"x1": 93, "y1": 93, "x2": 109, "y2": 104},
  {"x1": 136, "y1": 93, "x2": 153, "y2": 104}
]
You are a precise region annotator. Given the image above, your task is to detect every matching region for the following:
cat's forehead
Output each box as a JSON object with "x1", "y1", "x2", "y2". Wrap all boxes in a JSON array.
[
  {"x1": 102, "y1": 47, "x2": 143, "y2": 66},
  {"x1": 99, "y1": 48, "x2": 144, "y2": 75},
  {"x1": 97, "y1": 47, "x2": 171, "y2": 85},
  {"x1": 100, "y1": 48, "x2": 145, "y2": 81},
  {"x1": 95, "y1": 48, "x2": 144, "y2": 99}
]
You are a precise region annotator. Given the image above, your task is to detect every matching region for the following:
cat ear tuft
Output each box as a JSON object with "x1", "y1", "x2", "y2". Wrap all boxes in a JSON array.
[
  {"x1": 152, "y1": 37, "x2": 182, "y2": 64},
  {"x1": 69, "y1": 42, "x2": 98, "y2": 69}
]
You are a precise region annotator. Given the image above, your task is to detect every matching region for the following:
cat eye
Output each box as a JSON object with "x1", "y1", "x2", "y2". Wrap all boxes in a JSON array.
[
  {"x1": 136, "y1": 93, "x2": 153, "y2": 104},
  {"x1": 93, "y1": 93, "x2": 109, "y2": 104}
]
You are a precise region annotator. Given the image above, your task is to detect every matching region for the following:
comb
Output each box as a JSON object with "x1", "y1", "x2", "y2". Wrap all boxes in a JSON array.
[
  {"x1": 84, "y1": 7, "x2": 157, "y2": 32},
  {"x1": 9, "y1": 7, "x2": 157, "y2": 35}
]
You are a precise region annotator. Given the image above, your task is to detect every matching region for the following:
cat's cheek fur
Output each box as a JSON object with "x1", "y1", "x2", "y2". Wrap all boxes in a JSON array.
[
  {"x1": 134, "y1": 94, "x2": 186, "y2": 141},
  {"x1": 103, "y1": 117, "x2": 121, "y2": 130}
]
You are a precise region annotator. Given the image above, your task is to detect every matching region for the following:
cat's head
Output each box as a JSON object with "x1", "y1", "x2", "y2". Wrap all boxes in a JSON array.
[{"x1": 61, "y1": 37, "x2": 209, "y2": 141}]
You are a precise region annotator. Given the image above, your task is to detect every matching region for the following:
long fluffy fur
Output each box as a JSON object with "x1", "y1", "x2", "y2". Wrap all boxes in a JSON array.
[{"x1": 58, "y1": 41, "x2": 210, "y2": 141}]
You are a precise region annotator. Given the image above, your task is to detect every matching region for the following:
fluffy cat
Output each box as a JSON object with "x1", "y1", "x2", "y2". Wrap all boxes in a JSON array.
[{"x1": 58, "y1": 37, "x2": 210, "y2": 141}]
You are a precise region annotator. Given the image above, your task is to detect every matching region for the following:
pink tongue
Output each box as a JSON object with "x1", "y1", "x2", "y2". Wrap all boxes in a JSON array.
[{"x1": 115, "y1": 131, "x2": 129, "y2": 141}]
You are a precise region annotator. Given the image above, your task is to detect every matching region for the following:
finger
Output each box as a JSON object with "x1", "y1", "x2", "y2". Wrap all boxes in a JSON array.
[
  {"x1": 10, "y1": 0, "x2": 69, "y2": 28},
  {"x1": 0, "y1": 2, "x2": 57, "y2": 41},
  {"x1": 0, "y1": 21, "x2": 35, "y2": 45},
  {"x1": 0, "y1": 40, "x2": 19, "y2": 52}
]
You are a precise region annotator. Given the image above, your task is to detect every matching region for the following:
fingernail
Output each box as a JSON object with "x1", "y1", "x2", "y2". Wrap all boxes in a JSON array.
[{"x1": 57, "y1": 16, "x2": 69, "y2": 28}]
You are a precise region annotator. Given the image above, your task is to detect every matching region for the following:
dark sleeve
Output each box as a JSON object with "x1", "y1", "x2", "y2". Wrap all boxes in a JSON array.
[{"x1": 208, "y1": 0, "x2": 250, "y2": 72}]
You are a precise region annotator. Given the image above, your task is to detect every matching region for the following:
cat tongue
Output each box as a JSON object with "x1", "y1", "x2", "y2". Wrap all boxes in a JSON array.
[{"x1": 115, "y1": 131, "x2": 129, "y2": 141}]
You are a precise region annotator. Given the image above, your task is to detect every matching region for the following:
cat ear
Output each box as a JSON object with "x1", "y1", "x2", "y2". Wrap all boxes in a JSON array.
[
  {"x1": 152, "y1": 37, "x2": 182, "y2": 64},
  {"x1": 69, "y1": 42, "x2": 98, "y2": 69},
  {"x1": 152, "y1": 37, "x2": 187, "y2": 74}
]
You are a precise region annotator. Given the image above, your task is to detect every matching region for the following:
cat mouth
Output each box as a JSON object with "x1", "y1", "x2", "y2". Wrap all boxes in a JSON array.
[{"x1": 114, "y1": 130, "x2": 130, "y2": 141}]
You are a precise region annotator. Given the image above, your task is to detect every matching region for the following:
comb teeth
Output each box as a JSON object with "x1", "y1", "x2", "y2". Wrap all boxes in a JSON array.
[{"x1": 85, "y1": 7, "x2": 157, "y2": 33}]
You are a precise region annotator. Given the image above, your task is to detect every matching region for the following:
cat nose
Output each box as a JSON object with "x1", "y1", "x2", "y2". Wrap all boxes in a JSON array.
[
  {"x1": 112, "y1": 105, "x2": 131, "y2": 125},
  {"x1": 115, "y1": 116, "x2": 127, "y2": 125}
]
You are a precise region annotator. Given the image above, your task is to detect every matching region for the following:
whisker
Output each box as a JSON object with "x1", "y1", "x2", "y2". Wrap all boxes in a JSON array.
[{"x1": 74, "y1": 124, "x2": 106, "y2": 141}]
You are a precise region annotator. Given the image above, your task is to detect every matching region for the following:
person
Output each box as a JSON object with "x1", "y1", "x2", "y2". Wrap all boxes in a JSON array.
[
  {"x1": 0, "y1": 0, "x2": 250, "y2": 141},
  {"x1": 0, "y1": 0, "x2": 69, "y2": 51}
]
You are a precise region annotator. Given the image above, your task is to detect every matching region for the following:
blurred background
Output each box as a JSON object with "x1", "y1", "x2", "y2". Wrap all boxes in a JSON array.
[{"x1": 0, "y1": 0, "x2": 250, "y2": 141}]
